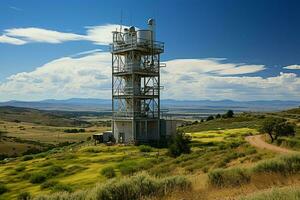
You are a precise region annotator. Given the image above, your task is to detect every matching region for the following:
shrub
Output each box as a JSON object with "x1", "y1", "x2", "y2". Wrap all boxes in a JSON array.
[
  {"x1": 0, "y1": 183, "x2": 8, "y2": 194},
  {"x1": 18, "y1": 191, "x2": 31, "y2": 200},
  {"x1": 118, "y1": 160, "x2": 139, "y2": 175},
  {"x1": 52, "y1": 184, "x2": 73, "y2": 192},
  {"x1": 46, "y1": 165, "x2": 64, "y2": 177},
  {"x1": 139, "y1": 145, "x2": 152, "y2": 152},
  {"x1": 94, "y1": 173, "x2": 190, "y2": 200},
  {"x1": 240, "y1": 187, "x2": 300, "y2": 200},
  {"x1": 206, "y1": 115, "x2": 214, "y2": 121},
  {"x1": 41, "y1": 180, "x2": 58, "y2": 189},
  {"x1": 63, "y1": 129, "x2": 85, "y2": 133},
  {"x1": 208, "y1": 168, "x2": 250, "y2": 187},
  {"x1": 15, "y1": 165, "x2": 26, "y2": 172},
  {"x1": 29, "y1": 172, "x2": 47, "y2": 184},
  {"x1": 252, "y1": 154, "x2": 300, "y2": 175},
  {"x1": 22, "y1": 155, "x2": 34, "y2": 161},
  {"x1": 224, "y1": 110, "x2": 234, "y2": 118},
  {"x1": 168, "y1": 131, "x2": 191, "y2": 157},
  {"x1": 22, "y1": 148, "x2": 42, "y2": 155},
  {"x1": 101, "y1": 166, "x2": 116, "y2": 179},
  {"x1": 33, "y1": 173, "x2": 191, "y2": 200}
]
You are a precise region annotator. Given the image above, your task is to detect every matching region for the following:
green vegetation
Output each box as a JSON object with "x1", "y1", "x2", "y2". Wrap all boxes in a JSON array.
[
  {"x1": 224, "y1": 110, "x2": 234, "y2": 118},
  {"x1": 208, "y1": 154, "x2": 300, "y2": 188},
  {"x1": 0, "y1": 106, "x2": 90, "y2": 127},
  {"x1": 0, "y1": 106, "x2": 299, "y2": 199},
  {"x1": 63, "y1": 128, "x2": 85, "y2": 133},
  {"x1": 22, "y1": 155, "x2": 34, "y2": 161},
  {"x1": 15, "y1": 165, "x2": 26, "y2": 172},
  {"x1": 0, "y1": 183, "x2": 8, "y2": 195},
  {"x1": 260, "y1": 117, "x2": 296, "y2": 142},
  {"x1": 100, "y1": 166, "x2": 116, "y2": 179},
  {"x1": 179, "y1": 113, "x2": 263, "y2": 133},
  {"x1": 241, "y1": 187, "x2": 300, "y2": 200},
  {"x1": 29, "y1": 172, "x2": 47, "y2": 184},
  {"x1": 168, "y1": 131, "x2": 191, "y2": 157},
  {"x1": 208, "y1": 168, "x2": 250, "y2": 187},
  {"x1": 138, "y1": 145, "x2": 153, "y2": 152},
  {"x1": 17, "y1": 191, "x2": 31, "y2": 200},
  {"x1": 252, "y1": 154, "x2": 300, "y2": 175},
  {"x1": 33, "y1": 173, "x2": 191, "y2": 200}
]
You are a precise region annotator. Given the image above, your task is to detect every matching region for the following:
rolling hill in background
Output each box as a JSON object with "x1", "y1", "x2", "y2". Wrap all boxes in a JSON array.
[
  {"x1": 0, "y1": 98, "x2": 299, "y2": 113},
  {"x1": 0, "y1": 98, "x2": 300, "y2": 117}
]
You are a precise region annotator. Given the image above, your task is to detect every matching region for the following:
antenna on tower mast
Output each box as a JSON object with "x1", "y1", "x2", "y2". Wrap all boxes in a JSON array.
[{"x1": 120, "y1": 9, "x2": 123, "y2": 32}]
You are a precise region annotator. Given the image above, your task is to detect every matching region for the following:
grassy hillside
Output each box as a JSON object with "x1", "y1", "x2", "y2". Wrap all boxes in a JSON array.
[
  {"x1": 179, "y1": 113, "x2": 264, "y2": 132},
  {"x1": 0, "y1": 127, "x2": 275, "y2": 199},
  {"x1": 0, "y1": 107, "x2": 300, "y2": 199},
  {"x1": 0, "y1": 106, "x2": 90, "y2": 127}
]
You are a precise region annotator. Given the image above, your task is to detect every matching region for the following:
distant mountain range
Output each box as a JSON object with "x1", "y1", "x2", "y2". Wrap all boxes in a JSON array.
[{"x1": 0, "y1": 98, "x2": 299, "y2": 112}]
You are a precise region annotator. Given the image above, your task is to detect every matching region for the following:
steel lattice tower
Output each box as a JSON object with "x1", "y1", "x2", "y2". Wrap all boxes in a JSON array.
[{"x1": 111, "y1": 19, "x2": 164, "y2": 143}]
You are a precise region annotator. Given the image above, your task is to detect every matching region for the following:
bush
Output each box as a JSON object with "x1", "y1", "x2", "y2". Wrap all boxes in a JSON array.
[
  {"x1": 240, "y1": 187, "x2": 300, "y2": 200},
  {"x1": 52, "y1": 184, "x2": 73, "y2": 192},
  {"x1": 92, "y1": 173, "x2": 191, "y2": 200},
  {"x1": 29, "y1": 172, "x2": 47, "y2": 184},
  {"x1": 33, "y1": 173, "x2": 191, "y2": 200},
  {"x1": 101, "y1": 166, "x2": 116, "y2": 179},
  {"x1": 118, "y1": 161, "x2": 139, "y2": 175},
  {"x1": 22, "y1": 148, "x2": 42, "y2": 155},
  {"x1": 41, "y1": 180, "x2": 58, "y2": 189},
  {"x1": 224, "y1": 110, "x2": 234, "y2": 118},
  {"x1": 46, "y1": 165, "x2": 64, "y2": 177},
  {"x1": 0, "y1": 183, "x2": 8, "y2": 194},
  {"x1": 22, "y1": 155, "x2": 34, "y2": 161},
  {"x1": 252, "y1": 154, "x2": 300, "y2": 175},
  {"x1": 168, "y1": 131, "x2": 191, "y2": 157},
  {"x1": 18, "y1": 191, "x2": 31, "y2": 200},
  {"x1": 208, "y1": 168, "x2": 250, "y2": 187},
  {"x1": 15, "y1": 165, "x2": 26, "y2": 172},
  {"x1": 63, "y1": 129, "x2": 85, "y2": 133},
  {"x1": 206, "y1": 115, "x2": 214, "y2": 121},
  {"x1": 139, "y1": 145, "x2": 152, "y2": 152}
]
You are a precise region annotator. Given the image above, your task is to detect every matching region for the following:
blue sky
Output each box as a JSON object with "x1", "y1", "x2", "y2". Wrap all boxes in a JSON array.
[{"x1": 0, "y1": 0, "x2": 299, "y2": 101}]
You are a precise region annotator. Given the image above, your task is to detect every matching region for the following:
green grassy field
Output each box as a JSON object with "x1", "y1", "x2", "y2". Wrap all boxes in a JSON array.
[
  {"x1": 0, "y1": 127, "x2": 275, "y2": 199},
  {"x1": 0, "y1": 107, "x2": 299, "y2": 199}
]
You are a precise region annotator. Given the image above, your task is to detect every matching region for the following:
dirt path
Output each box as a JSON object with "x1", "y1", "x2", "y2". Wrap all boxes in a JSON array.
[{"x1": 245, "y1": 134, "x2": 297, "y2": 154}]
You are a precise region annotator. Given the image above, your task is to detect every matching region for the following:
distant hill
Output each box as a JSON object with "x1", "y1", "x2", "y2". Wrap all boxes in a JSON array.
[
  {"x1": 0, "y1": 98, "x2": 299, "y2": 112},
  {"x1": 0, "y1": 106, "x2": 91, "y2": 127}
]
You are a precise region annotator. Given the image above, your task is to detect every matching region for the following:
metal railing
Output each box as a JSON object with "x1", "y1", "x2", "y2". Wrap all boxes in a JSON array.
[
  {"x1": 113, "y1": 86, "x2": 159, "y2": 96},
  {"x1": 111, "y1": 32, "x2": 164, "y2": 53},
  {"x1": 113, "y1": 63, "x2": 159, "y2": 74},
  {"x1": 113, "y1": 111, "x2": 158, "y2": 119}
]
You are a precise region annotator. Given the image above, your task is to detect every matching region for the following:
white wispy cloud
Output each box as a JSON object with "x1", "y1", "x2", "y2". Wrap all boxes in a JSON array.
[
  {"x1": 0, "y1": 24, "x2": 126, "y2": 45},
  {"x1": 0, "y1": 53, "x2": 299, "y2": 101},
  {"x1": 162, "y1": 59, "x2": 300, "y2": 100},
  {"x1": 0, "y1": 51, "x2": 111, "y2": 101},
  {"x1": 4, "y1": 28, "x2": 85, "y2": 43},
  {"x1": 9, "y1": 6, "x2": 22, "y2": 11},
  {"x1": 0, "y1": 34, "x2": 27, "y2": 45},
  {"x1": 164, "y1": 59, "x2": 265, "y2": 75},
  {"x1": 284, "y1": 65, "x2": 300, "y2": 70}
]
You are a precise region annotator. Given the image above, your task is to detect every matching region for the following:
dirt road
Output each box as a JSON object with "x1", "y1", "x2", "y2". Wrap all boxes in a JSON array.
[{"x1": 245, "y1": 134, "x2": 297, "y2": 154}]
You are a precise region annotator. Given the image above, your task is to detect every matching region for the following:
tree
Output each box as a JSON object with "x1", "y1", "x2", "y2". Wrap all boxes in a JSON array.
[
  {"x1": 215, "y1": 114, "x2": 221, "y2": 119},
  {"x1": 168, "y1": 131, "x2": 191, "y2": 157},
  {"x1": 224, "y1": 110, "x2": 234, "y2": 118},
  {"x1": 260, "y1": 117, "x2": 295, "y2": 143},
  {"x1": 273, "y1": 122, "x2": 295, "y2": 140},
  {"x1": 206, "y1": 115, "x2": 214, "y2": 121}
]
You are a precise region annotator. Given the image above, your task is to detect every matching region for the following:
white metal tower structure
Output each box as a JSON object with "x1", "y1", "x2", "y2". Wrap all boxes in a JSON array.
[{"x1": 111, "y1": 19, "x2": 164, "y2": 143}]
